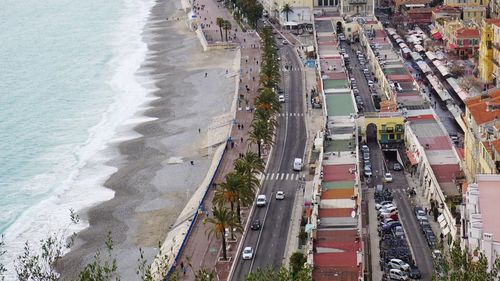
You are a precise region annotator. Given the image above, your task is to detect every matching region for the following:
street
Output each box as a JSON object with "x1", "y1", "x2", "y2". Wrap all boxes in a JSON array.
[{"x1": 231, "y1": 41, "x2": 307, "y2": 279}]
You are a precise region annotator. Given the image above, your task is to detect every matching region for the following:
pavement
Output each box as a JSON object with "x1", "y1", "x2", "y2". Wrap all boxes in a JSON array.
[{"x1": 174, "y1": 0, "x2": 263, "y2": 279}]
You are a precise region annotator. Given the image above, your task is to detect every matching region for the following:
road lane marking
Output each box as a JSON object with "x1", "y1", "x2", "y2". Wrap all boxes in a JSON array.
[{"x1": 285, "y1": 173, "x2": 289, "y2": 180}]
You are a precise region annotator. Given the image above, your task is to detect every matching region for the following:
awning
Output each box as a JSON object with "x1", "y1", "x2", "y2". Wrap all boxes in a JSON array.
[
  {"x1": 426, "y1": 51, "x2": 437, "y2": 61},
  {"x1": 406, "y1": 150, "x2": 418, "y2": 165},
  {"x1": 411, "y1": 52, "x2": 423, "y2": 61},
  {"x1": 402, "y1": 47, "x2": 412, "y2": 54},
  {"x1": 442, "y1": 225, "x2": 451, "y2": 236},
  {"x1": 416, "y1": 60, "x2": 432, "y2": 73},
  {"x1": 432, "y1": 32, "x2": 442, "y2": 40},
  {"x1": 437, "y1": 64, "x2": 450, "y2": 77},
  {"x1": 415, "y1": 45, "x2": 425, "y2": 53},
  {"x1": 449, "y1": 43, "x2": 457, "y2": 49}
]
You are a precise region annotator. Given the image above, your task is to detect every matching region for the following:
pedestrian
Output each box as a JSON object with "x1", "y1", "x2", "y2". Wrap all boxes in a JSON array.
[
  {"x1": 237, "y1": 124, "x2": 241, "y2": 130},
  {"x1": 190, "y1": 160, "x2": 194, "y2": 165},
  {"x1": 205, "y1": 72, "x2": 207, "y2": 77},
  {"x1": 240, "y1": 137, "x2": 243, "y2": 143},
  {"x1": 198, "y1": 128, "x2": 201, "y2": 133},
  {"x1": 231, "y1": 141, "x2": 235, "y2": 148},
  {"x1": 226, "y1": 69, "x2": 228, "y2": 74},
  {"x1": 245, "y1": 59, "x2": 248, "y2": 63},
  {"x1": 256, "y1": 60, "x2": 258, "y2": 65},
  {"x1": 241, "y1": 124, "x2": 244, "y2": 130},
  {"x1": 180, "y1": 262, "x2": 184, "y2": 270},
  {"x1": 183, "y1": 267, "x2": 186, "y2": 275},
  {"x1": 252, "y1": 76, "x2": 255, "y2": 81}
]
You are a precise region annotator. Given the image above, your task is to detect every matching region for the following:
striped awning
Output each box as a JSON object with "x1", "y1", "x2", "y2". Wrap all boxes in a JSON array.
[{"x1": 406, "y1": 150, "x2": 418, "y2": 166}]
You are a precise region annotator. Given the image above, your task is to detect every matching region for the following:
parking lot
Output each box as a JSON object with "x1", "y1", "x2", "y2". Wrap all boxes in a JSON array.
[{"x1": 363, "y1": 142, "x2": 434, "y2": 280}]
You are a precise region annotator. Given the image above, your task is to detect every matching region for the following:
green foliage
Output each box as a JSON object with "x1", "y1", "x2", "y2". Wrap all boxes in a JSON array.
[
  {"x1": 281, "y1": 4, "x2": 294, "y2": 22},
  {"x1": 77, "y1": 232, "x2": 119, "y2": 281},
  {"x1": 289, "y1": 252, "x2": 307, "y2": 277},
  {"x1": 205, "y1": 207, "x2": 242, "y2": 260},
  {"x1": 433, "y1": 241, "x2": 500, "y2": 281}
]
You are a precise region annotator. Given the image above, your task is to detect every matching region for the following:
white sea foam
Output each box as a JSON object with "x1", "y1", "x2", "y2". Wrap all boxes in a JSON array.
[{"x1": 1, "y1": 0, "x2": 155, "y2": 278}]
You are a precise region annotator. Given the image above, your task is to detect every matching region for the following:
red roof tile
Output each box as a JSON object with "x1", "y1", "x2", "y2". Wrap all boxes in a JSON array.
[
  {"x1": 407, "y1": 114, "x2": 435, "y2": 121},
  {"x1": 418, "y1": 135, "x2": 453, "y2": 150},
  {"x1": 317, "y1": 229, "x2": 359, "y2": 242},
  {"x1": 455, "y1": 28, "x2": 479, "y2": 39},
  {"x1": 464, "y1": 89, "x2": 500, "y2": 125},
  {"x1": 431, "y1": 164, "x2": 461, "y2": 182},
  {"x1": 314, "y1": 252, "x2": 358, "y2": 267},
  {"x1": 321, "y1": 189, "x2": 355, "y2": 199},
  {"x1": 323, "y1": 164, "x2": 356, "y2": 182},
  {"x1": 319, "y1": 208, "x2": 353, "y2": 218},
  {"x1": 313, "y1": 266, "x2": 360, "y2": 281}
]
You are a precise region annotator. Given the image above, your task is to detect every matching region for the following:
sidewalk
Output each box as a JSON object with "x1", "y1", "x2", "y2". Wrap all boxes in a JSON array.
[{"x1": 177, "y1": 0, "x2": 262, "y2": 280}]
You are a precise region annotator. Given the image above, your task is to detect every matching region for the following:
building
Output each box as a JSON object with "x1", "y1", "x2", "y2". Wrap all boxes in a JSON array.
[
  {"x1": 492, "y1": 22, "x2": 500, "y2": 87},
  {"x1": 490, "y1": 0, "x2": 499, "y2": 18},
  {"x1": 462, "y1": 174, "x2": 500, "y2": 270},
  {"x1": 395, "y1": 0, "x2": 430, "y2": 13},
  {"x1": 463, "y1": 89, "x2": 500, "y2": 181},
  {"x1": 461, "y1": 5, "x2": 486, "y2": 22},
  {"x1": 403, "y1": 7, "x2": 433, "y2": 24},
  {"x1": 479, "y1": 19, "x2": 500, "y2": 83},
  {"x1": 448, "y1": 27, "x2": 480, "y2": 58},
  {"x1": 431, "y1": 5, "x2": 462, "y2": 23},
  {"x1": 312, "y1": 0, "x2": 375, "y2": 16},
  {"x1": 444, "y1": 0, "x2": 488, "y2": 8}
]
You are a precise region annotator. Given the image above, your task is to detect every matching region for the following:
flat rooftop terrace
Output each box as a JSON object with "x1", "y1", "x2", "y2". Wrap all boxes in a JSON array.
[{"x1": 325, "y1": 94, "x2": 355, "y2": 116}]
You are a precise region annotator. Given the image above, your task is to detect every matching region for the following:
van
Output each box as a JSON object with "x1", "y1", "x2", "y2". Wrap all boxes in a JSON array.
[
  {"x1": 293, "y1": 158, "x2": 302, "y2": 171},
  {"x1": 256, "y1": 195, "x2": 267, "y2": 207}
]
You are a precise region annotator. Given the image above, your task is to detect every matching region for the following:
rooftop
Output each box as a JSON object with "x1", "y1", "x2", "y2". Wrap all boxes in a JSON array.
[
  {"x1": 455, "y1": 28, "x2": 480, "y2": 39},
  {"x1": 465, "y1": 89, "x2": 500, "y2": 125}
]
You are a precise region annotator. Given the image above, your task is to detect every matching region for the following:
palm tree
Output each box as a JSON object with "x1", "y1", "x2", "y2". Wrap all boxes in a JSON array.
[
  {"x1": 222, "y1": 20, "x2": 232, "y2": 41},
  {"x1": 281, "y1": 3, "x2": 294, "y2": 22},
  {"x1": 255, "y1": 88, "x2": 281, "y2": 116},
  {"x1": 216, "y1": 17, "x2": 224, "y2": 41},
  {"x1": 205, "y1": 207, "x2": 241, "y2": 261},
  {"x1": 234, "y1": 151, "x2": 265, "y2": 199},
  {"x1": 248, "y1": 119, "x2": 274, "y2": 158},
  {"x1": 213, "y1": 172, "x2": 242, "y2": 214}
]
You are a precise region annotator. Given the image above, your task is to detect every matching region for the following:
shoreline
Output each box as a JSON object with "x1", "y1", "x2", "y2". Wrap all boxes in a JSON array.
[{"x1": 56, "y1": 0, "x2": 239, "y2": 279}]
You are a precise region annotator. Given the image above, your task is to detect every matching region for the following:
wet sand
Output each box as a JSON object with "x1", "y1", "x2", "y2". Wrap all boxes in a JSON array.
[{"x1": 57, "y1": 0, "x2": 238, "y2": 279}]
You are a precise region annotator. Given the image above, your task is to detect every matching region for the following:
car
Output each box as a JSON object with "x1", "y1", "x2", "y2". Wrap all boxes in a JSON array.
[
  {"x1": 282, "y1": 40, "x2": 288, "y2": 45},
  {"x1": 383, "y1": 173, "x2": 393, "y2": 183},
  {"x1": 278, "y1": 95, "x2": 285, "y2": 103},
  {"x1": 393, "y1": 163, "x2": 402, "y2": 171},
  {"x1": 250, "y1": 219, "x2": 261, "y2": 230},
  {"x1": 242, "y1": 246, "x2": 253, "y2": 260},
  {"x1": 363, "y1": 152, "x2": 370, "y2": 160},
  {"x1": 393, "y1": 226, "x2": 405, "y2": 237},
  {"x1": 276, "y1": 191, "x2": 285, "y2": 200},
  {"x1": 375, "y1": 201, "x2": 393, "y2": 210},
  {"x1": 389, "y1": 268, "x2": 409, "y2": 280},
  {"x1": 379, "y1": 206, "x2": 397, "y2": 215},
  {"x1": 364, "y1": 166, "x2": 373, "y2": 177},
  {"x1": 409, "y1": 267, "x2": 422, "y2": 279},
  {"x1": 277, "y1": 57, "x2": 281, "y2": 61},
  {"x1": 432, "y1": 249, "x2": 442, "y2": 259},
  {"x1": 361, "y1": 145, "x2": 369, "y2": 153},
  {"x1": 256, "y1": 195, "x2": 267, "y2": 207},
  {"x1": 388, "y1": 258, "x2": 410, "y2": 271}
]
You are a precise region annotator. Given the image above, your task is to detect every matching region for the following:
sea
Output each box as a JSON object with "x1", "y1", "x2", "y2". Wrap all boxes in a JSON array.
[{"x1": 0, "y1": 0, "x2": 154, "y2": 275}]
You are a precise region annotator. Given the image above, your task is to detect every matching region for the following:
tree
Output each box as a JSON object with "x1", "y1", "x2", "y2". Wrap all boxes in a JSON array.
[
  {"x1": 255, "y1": 87, "x2": 281, "y2": 116},
  {"x1": 205, "y1": 207, "x2": 241, "y2": 261},
  {"x1": 214, "y1": 171, "x2": 243, "y2": 215},
  {"x1": 216, "y1": 17, "x2": 224, "y2": 41},
  {"x1": 248, "y1": 118, "x2": 274, "y2": 158},
  {"x1": 281, "y1": 4, "x2": 294, "y2": 22},
  {"x1": 77, "y1": 232, "x2": 119, "y2": 281},
  {"x1": 289, "y1": 252, "x2": 307, "y2": 278},
  {"x1": 433, "y1": 241, "x2": 500, "y2": 280},
  {"x1": 450, "y1": 64, "x2": 465, "y2": 77},
  {"x1": 223, "y1": 20, "x2": 232, "y2": 41}
]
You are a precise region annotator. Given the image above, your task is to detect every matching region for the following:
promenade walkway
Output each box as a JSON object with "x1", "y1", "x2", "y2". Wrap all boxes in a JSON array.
[{"x1": 177, "y1": 0, "x2": 262, "y2": 280}]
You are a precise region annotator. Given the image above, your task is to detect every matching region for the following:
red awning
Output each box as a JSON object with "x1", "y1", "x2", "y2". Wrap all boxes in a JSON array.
[
  {"x1": 448, "y1": 43, "x2": 457, "y2": 49},
  {"x1": 432, "y1": 32, "x2": 442, "y2": 40},
  {"x1": 406, "y1": 150, "x2": 418, "y2": 166}
]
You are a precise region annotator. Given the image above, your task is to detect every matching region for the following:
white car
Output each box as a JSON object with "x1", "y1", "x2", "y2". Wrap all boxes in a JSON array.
[
  {"x1": 388, "y1": 258, "x2": 410, "y2": 271},
  {"x1": 383, "y1": 173, "x2": 393, "y2": 183},
  {"x1": 389, "y1": 268, "x2": 408, "y2": 280},
  {"x1": 276, "y1": 191, "x2": 285, "y2": 200},
  {"x1": 242, "y1": 246, "x2": 253, "y2": 260},
  {"x1": 278, "y1": 95, "x2": 285, "y2": 103},
  {"x1": 256, "y1": 195, "x2": 267, "y2": 207},
  {"x1": 375, "y1": 201, "x2": 393, "y2": 210}
]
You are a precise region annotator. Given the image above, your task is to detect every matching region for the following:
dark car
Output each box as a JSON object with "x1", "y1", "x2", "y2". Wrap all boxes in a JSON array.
[
  {"x1": 250, "y1": 219, "x2": 261, "y2": 230},
  {"x1": 409, "y1": 267, "x2": 422, "y2": 279}
]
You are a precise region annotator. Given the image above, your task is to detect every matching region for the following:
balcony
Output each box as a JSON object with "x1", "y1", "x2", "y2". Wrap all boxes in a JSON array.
[{"x1": 348, "y1": 0, "x2": 367, "y2": 4}]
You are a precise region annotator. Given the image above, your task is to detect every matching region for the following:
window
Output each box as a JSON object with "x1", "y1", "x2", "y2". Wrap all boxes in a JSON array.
[
  {"x1": 382, "y1": 124, "x2": 386, "y2": 132},
  {"x1": 389, "y1": 134, "x2": 395, "y2": 140},
  {"x1": 347, "y1": 27, "x2": 351, "y2": 32}
]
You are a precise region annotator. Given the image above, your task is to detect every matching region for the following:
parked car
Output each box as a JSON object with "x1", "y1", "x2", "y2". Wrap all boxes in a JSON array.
[
  {"x1": 364, "y1": 166, "x2": 373, "y2": 177},
  {"x1": 375, "y1": 201, "x2": 394, "y2": 210},
  {"x1": 250, "y1": 219, "x2": 261, "y2": 230},
  {"x1": 392, "y1": 226, "x2": 405, "y2": 238},
  {"x1": 393, "y1": 163, "x2": 402, "y2": 171},
  {"x1": 388, "y1": 258, "x2": 410, "y2": 271},
  {"x1": 278, "y1": 95, "x2": 285, "y2": 103},
  {"x1": 363, "y1": 152, "x2": 370, "y2": 160},
  {"x1": 275, "y1": 191, "x2": 285, "y2": 200},
  {"x1": 242, "y1": 247, "x2": 253, "y2": 259},
  {"x1": 389, "y1": 268, "x2": 408, "y2": 280},
  {"x1": 361, "y1": 145, "x2": 369, "y2": 153}
]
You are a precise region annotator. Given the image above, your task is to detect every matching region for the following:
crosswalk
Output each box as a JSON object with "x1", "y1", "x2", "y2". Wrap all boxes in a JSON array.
[
  {"x1": 282, "y1": 67, "x2": 301, "y2": 72},
  {"x1": 264, "y1": 172, "x2": 303, "y2": 181},
  {"x1": 277, "y1": 112, "x2": 305, "y2": 117}
]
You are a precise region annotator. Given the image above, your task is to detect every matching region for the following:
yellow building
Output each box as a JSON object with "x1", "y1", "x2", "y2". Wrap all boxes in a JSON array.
[
  {"x1": 361, "y1": 114, "x2": 405, "y2": 143},
  {"x1": 493, "y1": 23, "x2": 500, "y2": 88},
  {"x1": 461, "y1": 6, "x2": 486, "y2": 22},
  {"x1": 442, "y1": 20, "x2": 463, "y2": 42},
  {"x1": 463, "y1": 89, "x2": 500, "y2": 182},
  {"x1": 444, "y1": 0, "x2": 485, "y2": 7},
  {"x1": 479, "y1": 19, "x2": 497, "y2": 83}
]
